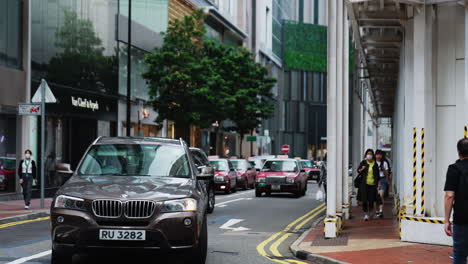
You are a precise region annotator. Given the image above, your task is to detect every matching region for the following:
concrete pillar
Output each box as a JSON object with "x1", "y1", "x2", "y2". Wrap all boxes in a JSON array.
[
  {"x1": 325, "y1": 0, "x2": 338, "y2": 238},
  {"x1": 336, "y1": 0, "x2": 344, "y2": 216},
  {"x1": 412, "y1": 8, "x2": 433, "y2": 216},
  {"x1": 465, "y1": 3, "x2": 468, "y2": 132},
  {"x1": 342, "y1": 5, "x2": 350, "y2": 220}
]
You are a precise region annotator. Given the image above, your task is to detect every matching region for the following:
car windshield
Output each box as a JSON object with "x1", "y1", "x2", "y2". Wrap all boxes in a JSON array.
[
  {"x1": 0, "y1": 158, "x2": 16, "y2": 170},
  {"x1": 230, "y1": 160, "x2": 248, "y2": 170},
  {"x1": 301, "y1": 161, "x2": 315, "y2": 168},
  {"x1": 210, "y1": 160, "x2": 229, "y2": 171},
  {"x1": 262, "y1": 161, "x2": 298, "y2": 172},
  {"x1": 78, "y1": 144, "x2": 191, "y2": 178}
]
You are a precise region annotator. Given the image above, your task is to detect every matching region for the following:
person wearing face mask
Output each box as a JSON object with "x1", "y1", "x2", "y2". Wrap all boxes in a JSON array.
[
  {"x1": 357, "y1": 149, "x2": 380, "y2": 221},
  {"x1": 17, "y1": 149, "x2": 37, "y2": 209}
]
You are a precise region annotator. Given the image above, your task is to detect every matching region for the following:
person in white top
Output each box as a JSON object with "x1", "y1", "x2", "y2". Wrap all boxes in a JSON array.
[
  {"x1": 375, "y1": 149, "x2": 389, "y2": 218},
  {"x1": 17, "y1": 149, "x2": 37, "y2": 209}
]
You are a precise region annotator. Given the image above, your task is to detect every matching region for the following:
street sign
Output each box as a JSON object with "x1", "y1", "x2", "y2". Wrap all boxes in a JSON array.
[
  {"x1": 18, "y1": 103, "x2": 41, "y2": 116},
  {"x1": 281, "y1": 144, "x2": 290, "y2": 153},
  {"x1": 32, "y1": 80, "x2": 57, "y2": 103},
  {"x1": 246, "y1": 136, "x2": 257, "y2": 142}
]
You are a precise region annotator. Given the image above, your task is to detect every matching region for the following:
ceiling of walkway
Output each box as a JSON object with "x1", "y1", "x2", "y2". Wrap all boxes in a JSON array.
[{"x1": 346, "y1": 0, "x2": 411, "y2": 117}]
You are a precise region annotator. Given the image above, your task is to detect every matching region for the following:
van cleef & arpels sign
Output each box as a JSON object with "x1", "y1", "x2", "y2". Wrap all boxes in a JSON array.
[{"x1": 71, "y1": 96, "x2": 99, "y2": 111}]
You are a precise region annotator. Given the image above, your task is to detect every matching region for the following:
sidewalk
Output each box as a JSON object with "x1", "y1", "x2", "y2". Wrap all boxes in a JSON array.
[
  {"x1": 291, "y1": 199, "x2": 452, "y2": 264},
  {"x1": 0, "y1": 198, "x2": 52, "y2": 224}
]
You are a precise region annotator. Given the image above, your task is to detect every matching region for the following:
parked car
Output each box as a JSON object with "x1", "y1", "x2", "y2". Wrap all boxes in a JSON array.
[
  {"x1": 300, "y1": 160, "x2": 320, "y2": 181},
  {"x1": 50, "y1": 137, "x2": 210, "y2": 264},
  {"x1": 209, "y1": 158, "x2": 237, "y2": 194},
  {"x1": 0, "y1": 157, "x2": 16, "y2": 192},
  {"x1": 190, "y1": 148, "x2": 215, "y2": 214},
  {"x1": 255, "y1": 159, "x2": 307, "y2": 198},
  {"x1": 230, "y1": 159, "x2": 256, "y2": 190}
]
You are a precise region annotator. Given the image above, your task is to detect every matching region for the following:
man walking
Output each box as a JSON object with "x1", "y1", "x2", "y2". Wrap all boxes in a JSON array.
[{"x1": 444, "y1": 138, "x2": 468, "y2": 264}]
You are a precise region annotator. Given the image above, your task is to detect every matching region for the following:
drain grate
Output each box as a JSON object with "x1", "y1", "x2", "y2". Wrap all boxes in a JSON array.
[{"x1": 310, "y1": 232, "x2": 349, "y2": 246}]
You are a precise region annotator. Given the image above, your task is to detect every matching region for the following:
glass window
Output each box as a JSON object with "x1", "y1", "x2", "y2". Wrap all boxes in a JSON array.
[
  {"x1": 78, "y1": 144, "x2": 190, "y2": 178},
  {"x1": 262, "y1": 160, "x2": 298, "y2": 172},
  {"x1": 210, "y1": 160, "x2": 229, "y2": 171},
  {"x1": 230, "y1": 160, "x2": 249, "y2": 170},
  {"x1": 313, "y1": 72, "x2": 320, "y2": 102},
  {"x1": 0, "y1": 0, "x2": 22, "y2": 69},
  {"x1": 291, "y1": 71, "x2": 299, "y2": 100},
  {"x1": 119, "y1": 0, "x2": 168, "y2": 33}
]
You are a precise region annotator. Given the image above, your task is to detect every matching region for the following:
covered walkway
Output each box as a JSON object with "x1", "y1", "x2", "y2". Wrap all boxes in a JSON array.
[{"x1": 326, "y1": 0, "x2": 468, "y2": 245}]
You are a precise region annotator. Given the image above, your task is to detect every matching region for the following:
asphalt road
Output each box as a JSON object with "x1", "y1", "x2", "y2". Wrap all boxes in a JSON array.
[{"x1": 0, "y1": 182, "x2": 325, "y2": 264}]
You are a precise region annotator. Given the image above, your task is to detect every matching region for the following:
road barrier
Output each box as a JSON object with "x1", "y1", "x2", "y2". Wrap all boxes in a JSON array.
[
  {"x1": 412, "y1": 128, "x2": 417, "y2": 216},
  {"x1": 420, "y1": 128, "x2": 425, "y2": 216}
]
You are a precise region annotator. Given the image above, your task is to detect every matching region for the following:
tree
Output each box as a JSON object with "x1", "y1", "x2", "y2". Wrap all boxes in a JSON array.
[
  {"x1": 143, "y1": 10, "x2": 218, "y2": 141},
  {"x1": 215, "y1": 46, "x2": 276, "y2": 156},
  {"x1": 143, "y1": 10, "x2": 276, "y2": 149}
]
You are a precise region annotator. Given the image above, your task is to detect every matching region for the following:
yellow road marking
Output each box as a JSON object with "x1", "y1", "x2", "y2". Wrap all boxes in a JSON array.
[
  {"x1": 0, "y1": 216, "x2": 50, "y2": 229},
  {"x1": 269, "y1": 206, "x2": 326, "y2": 264},
  {"x1": 257, "y1": 203, "x2": 326, "y2": 264}
]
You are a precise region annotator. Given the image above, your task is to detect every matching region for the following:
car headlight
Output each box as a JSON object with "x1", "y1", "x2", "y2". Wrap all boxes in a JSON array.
[
  {"x1": 256, "y1": 177, "x2": 266, "y2": 183},
  {"x1": 215, "y1": 176, "x2": 225, "y2": 182},
  {"x1": 54, "y1": 195, "x2": 85, "y2": 210},
  {"x1": 162, "y1": 198, "x2": 197, "y2": 213},
  {"x1": 286, "y1": 177, "x2": 296, "y2": 184}
]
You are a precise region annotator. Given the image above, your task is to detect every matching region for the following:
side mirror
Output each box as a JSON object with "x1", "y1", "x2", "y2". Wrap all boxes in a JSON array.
[
  {"x1": 300, "y1": 169, "x2": 306, "y2": 173},
  {"x1": 256, "y1": 168, "x2": 261, "y2": 172},
  {"x1": 230, "y1": 168, "x2": 235, "y2": 172},
  {"x1": 197, "y1": 166, "x2": 214, "y2": 180},
  {"x1": 56, "y1": 163, "x2": 74, "y2": 174}
]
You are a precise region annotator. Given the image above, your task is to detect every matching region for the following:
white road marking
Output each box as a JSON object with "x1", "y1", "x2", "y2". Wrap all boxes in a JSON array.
[
  {"x1": 7, "y1": 250, "x2": 51, "y2": 264},
  {"x1": 217, "y1": 205, "x2": 227, "y2": 208},
  {"x1": 215, "y1": 198, "x2": 246, "y2": 207},
  {"x1": 219, "y1": 219, "x2": 250, "y2": 232}
]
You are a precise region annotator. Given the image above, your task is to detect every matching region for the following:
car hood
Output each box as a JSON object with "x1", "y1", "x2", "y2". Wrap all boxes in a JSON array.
[
  {"x1": 57, "y1": 176, "x2": 193, "y2": 201},
  {"x1": 259, "y1": 172, "x2": 298, "y2": 177}
]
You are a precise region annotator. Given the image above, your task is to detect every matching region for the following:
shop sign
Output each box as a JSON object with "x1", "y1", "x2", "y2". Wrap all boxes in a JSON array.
[
  {"x1": 71, "y1": 96, "x2": 99, "y2": 111},
  {"x1": 246, "y1": 136, "x2": 257, "y2": 142},
  {"x1": 18, "y1": 103, "x2": 41, "y2": 116}
]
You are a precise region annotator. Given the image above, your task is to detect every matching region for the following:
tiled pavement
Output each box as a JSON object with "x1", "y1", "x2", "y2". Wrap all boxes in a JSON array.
[{"x1": 295, "y1": 199, "x2": 453, "y2": 264}]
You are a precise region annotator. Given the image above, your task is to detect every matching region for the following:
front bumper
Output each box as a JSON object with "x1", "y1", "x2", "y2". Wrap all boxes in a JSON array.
[
  {"x1": 255, "y1": 182, "x2": 300, "y2": 193},
  {"x1": 51, "y1": 208, "x2": 199, "y2": 253},
  {"x1": 214, "y1": 181, "x2": 230, "y2": 191}
]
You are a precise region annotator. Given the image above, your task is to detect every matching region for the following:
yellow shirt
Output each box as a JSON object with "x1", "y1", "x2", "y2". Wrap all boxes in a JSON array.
[{"x1": 366, "y1": 161, "x2": 376, "y2": 185}]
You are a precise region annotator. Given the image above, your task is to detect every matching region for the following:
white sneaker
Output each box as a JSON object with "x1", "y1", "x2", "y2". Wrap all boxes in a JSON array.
[
  {"x1": 364, "y1": 214, "x2": 369, "y2": 221},
  {"x1": 24, "y1": 205, "x2": 29, "y2": 209}
]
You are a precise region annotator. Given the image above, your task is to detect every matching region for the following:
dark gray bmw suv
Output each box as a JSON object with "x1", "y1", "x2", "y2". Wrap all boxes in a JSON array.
[{"x1": 50, "y1": 137, "x2": 212, "y2": 264}]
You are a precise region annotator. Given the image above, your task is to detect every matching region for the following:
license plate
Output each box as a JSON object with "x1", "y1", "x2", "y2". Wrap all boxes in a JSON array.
[
  {"x1": 271, "y1": 184, "x2": 280, "y2": 191},
  {"x1": 99, "y1": 229, "x2": 146, "y2": 241}
]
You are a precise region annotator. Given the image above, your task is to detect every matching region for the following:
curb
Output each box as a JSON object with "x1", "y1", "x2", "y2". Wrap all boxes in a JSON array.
[
  {"x1": 290, "y1": 215, "x2": 350, "y2": 264},
  {"x1": 0, "y1": 211, "x2": 50, "y2": 225}
]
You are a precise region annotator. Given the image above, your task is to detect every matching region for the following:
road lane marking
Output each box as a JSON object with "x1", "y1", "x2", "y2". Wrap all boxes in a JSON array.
[
  {"x1": 256, "y1": 203, "x2": 325, "y2": 264},
  {"x1": 216, "y1": 190, "x2": 254, "y2": 200},
  {"x1": 6, "y1": 250, "x2": 51, "y2": 264},
  {"x1": 215, "y1": 198, "x2": 246, "y2": 207},
  {"x1": 219, "y1": 219, "x2": 250, "y2": 232},
  {"x1": 0, "y1": 216, "x2": 50, "y2": 229},
  {"x1": 268, "y1": 206, "x2": 326, "y2": 264}
]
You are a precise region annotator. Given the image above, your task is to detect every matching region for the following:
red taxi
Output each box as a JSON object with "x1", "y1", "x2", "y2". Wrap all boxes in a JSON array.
[
  {"x1": 209, "y1": 159, "x2": 238, "y2": 194},
  {"x1": 230, "y1": 159, "x2": 257, "y2": 190},
  {"x1": 300, "y1": 160, "x2": 320, "y2": 181},
  {"x1": 0, "y1": 157, "x2": 16, "y2": 192},
  {"x1": 255, "y1": 159, "x2": 307, "y2": 197}
]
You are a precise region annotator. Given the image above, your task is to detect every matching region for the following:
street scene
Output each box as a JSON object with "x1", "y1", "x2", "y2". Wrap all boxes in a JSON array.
[{"x1": 1, "y1": 0, "x2": 468, "y2": 264}]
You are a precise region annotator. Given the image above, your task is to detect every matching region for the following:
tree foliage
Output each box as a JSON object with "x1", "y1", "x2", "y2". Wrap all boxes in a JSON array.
[{"x1": 143, "y1": 10, "x2": 276, "y2": 143}]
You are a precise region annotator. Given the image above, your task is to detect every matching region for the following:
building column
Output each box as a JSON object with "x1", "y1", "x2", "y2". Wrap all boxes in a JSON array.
[
  {"x1": 465, "y1": 2, "x2": 468, "y2": 135},
  {"x1": 325, "y1": 0, "x2": 338, "y2": 238},
  {"x1": 336, "y1": 0, "x2": 344, "y2": 218},
  {"x1": 412, "y1": 8, "x2": 432, "y2": 216},
  {"x1": 342, "y1": 5, "x2": 350, "y2": 220}
]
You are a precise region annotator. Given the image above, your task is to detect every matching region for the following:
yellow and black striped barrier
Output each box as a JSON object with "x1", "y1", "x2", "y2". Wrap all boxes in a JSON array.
[
  {"x1": 465, "y1": 125, "x2": 467, "y2": 138},
  {"x1": 420, "y1": 128, "x2": 425, "y2": 216},
  {"x1": 412, "y1": 128, "x2": 417, "y2": 216},
  {"x1": 400, "y1": 216, "x2": 445, "y2": 224}
]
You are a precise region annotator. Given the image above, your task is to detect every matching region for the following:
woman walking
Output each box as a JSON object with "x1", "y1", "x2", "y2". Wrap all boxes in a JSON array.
[
  {"x1": 17, "y1": 149, "x2": 37, "y2": 209},
  {"x1": 375, "y1": 150, "x2": 390, "y2": 218},
  {"x1": 357, "y1": 149, "x2": 380, "y2": 221}
]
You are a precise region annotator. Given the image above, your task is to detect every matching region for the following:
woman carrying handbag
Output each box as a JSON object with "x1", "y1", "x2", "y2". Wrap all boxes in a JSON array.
[{"x1": 356, "y1": 149, "x2": 380, "y2": 221}]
